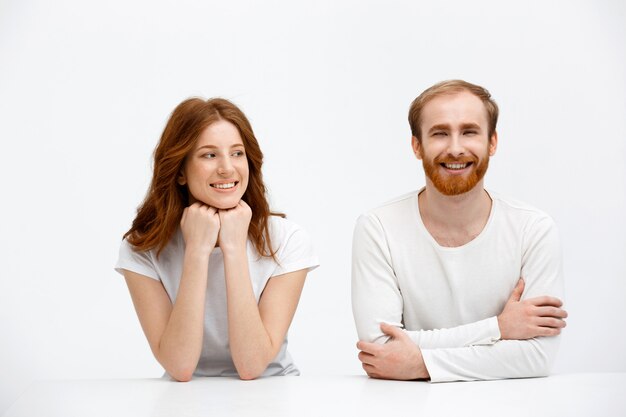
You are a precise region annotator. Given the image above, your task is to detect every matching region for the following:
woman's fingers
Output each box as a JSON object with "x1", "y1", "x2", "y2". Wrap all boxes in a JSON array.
[{"x1": 180, "y1": 203, "x2": 221, "y2": 251}]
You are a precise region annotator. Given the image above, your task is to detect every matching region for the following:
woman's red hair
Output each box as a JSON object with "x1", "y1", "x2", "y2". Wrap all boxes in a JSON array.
[{"x1": 124, "y1": 98, "x2": 283, "y2": 259}]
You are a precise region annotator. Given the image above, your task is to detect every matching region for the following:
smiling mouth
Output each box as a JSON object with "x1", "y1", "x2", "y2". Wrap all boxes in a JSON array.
[
  {"x1": 210, "y1": 181, "x2": 238, "y2": 189},
  {"x1": 440, "y1": 162, "x2": 473, "y2": 170}
]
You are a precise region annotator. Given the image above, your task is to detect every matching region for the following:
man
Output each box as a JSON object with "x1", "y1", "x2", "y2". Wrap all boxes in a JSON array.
[{"x1": 352, "y1": 80, "x2": 567, "y2": 382}]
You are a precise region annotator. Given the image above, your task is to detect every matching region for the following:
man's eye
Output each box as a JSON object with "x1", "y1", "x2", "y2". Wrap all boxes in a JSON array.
[
  {"x1": 464, "y1": 131, "x2": 477, "y2": 135},
  {"x1": 433, "y1": 132, "x2": 447, "y2": 137}
]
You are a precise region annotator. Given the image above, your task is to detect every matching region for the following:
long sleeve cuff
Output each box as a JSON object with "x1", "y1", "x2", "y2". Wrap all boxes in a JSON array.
[
  {"x1": 421, "y1": 336, "x2": 558, "y2": 383},
  {"x1": 406, "y1": 316, "x2": 501, "y2": 349}
]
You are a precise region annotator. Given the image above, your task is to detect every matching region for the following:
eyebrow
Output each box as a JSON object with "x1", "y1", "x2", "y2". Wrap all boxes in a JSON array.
[
  {"x1": 196, "y1": 143, "x2": 245, "y2": 151},
  {"x1": 460, "y1": 123, "x2": 481, "y2": 130},
  {"x1": 428, "y1": 124, "x2": 451, "y2": 134},
  {"x1": 427, "y1": 123, "x2": 482, "y2": 133}
]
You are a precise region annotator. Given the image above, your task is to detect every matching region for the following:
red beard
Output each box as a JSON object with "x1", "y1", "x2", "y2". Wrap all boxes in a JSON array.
[{"x1": 421, "y1": 152, "x2": 490, "y2": 196}]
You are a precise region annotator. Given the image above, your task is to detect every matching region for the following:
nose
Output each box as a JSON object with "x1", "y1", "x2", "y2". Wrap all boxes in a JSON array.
[
  {"x1": 217, "y1": 157, "x2": 234, "y2": 176},
  {"x1": 446, "y1": 133, "x2": 466, "y2": 158}
]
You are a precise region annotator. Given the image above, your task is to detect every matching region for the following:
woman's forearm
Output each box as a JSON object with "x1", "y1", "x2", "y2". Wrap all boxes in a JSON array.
[
  {"x1": 223, "y1": 249, "x2": 275, "y2": 380},
  {"x1": 157, "y1": 248, "x2": 209, "y2": 381}
]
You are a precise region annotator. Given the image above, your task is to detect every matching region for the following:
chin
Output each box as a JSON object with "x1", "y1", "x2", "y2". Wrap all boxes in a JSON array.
[
  {"x1": 208, "y1": 197, "x2": 241, "y2": 210},
  {"x1": 190, "y1": 189, "x2": 244, "y2": 210}
]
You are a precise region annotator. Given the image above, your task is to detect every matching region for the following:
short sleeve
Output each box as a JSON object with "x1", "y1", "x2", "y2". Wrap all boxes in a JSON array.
[
  {"x1": 271, "y1": 220, "x2": 319, "y2": 277},
  {"x1": 114, "y1": 239, "x2": 160, "y2": 281}
]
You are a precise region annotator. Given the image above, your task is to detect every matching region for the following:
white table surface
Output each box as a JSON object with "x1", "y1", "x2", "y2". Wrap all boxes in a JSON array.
[{"x1": 4, "y1": 373, "x2": 625, "y2": 417}]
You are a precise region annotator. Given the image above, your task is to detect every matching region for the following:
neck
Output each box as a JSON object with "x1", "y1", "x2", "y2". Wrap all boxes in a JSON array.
[{"x1": 419, "y1": 179, "x2": 491, "y2": 233}]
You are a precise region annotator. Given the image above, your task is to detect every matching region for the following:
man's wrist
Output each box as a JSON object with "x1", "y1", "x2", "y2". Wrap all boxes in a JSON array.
[
  {"x1": 492, "y1": 315, "x2": 503, "y2": 341},
  {"x1": 415, "y1": 347, "x2": 431, "y2": 380}
]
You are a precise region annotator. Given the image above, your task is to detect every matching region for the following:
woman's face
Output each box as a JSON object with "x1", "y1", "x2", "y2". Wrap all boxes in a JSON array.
[{"x1": 179, "y1": 120, "x2": 249, "y2": 209}]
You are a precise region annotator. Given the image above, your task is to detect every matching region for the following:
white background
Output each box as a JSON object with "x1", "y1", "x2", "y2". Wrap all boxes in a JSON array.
[{"x1": 1, "y1": 0, "x2": 625, "y2": 413}]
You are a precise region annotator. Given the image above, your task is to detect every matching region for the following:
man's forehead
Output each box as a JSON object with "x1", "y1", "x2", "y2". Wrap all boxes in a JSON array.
[{"x1": 421, "y1": 91, "x2": 488, "y2": 126}]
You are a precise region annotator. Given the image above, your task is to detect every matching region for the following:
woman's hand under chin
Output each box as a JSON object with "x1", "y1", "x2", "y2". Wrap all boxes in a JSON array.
[
  {"x1": 180, "y1": 202, "x2": 221, "y2": 254},
  {"x1": 217, "y1": 200, "x2": 252, "y2": 256}
]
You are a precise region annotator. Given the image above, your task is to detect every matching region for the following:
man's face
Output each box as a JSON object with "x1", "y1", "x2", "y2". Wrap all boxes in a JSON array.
[{"x1": 412, "y1": 91, "x2": 497, "y2": 196}]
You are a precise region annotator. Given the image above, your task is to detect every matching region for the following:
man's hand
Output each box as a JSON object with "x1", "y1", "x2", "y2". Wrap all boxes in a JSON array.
[
  {"x1": 497, "y1": 278, "x2": 568, "y2": 340},
  {"x1": 356, "y1": 323, "x2": 430, "y2": 380}
]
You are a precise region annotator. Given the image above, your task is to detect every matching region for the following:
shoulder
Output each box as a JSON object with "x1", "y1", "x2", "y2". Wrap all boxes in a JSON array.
[
  {"x1": 115, "y1": 230, "x2": 183, "y2": 281},
  {"x1": 355, "y1": 190, "x2": 420, "y2": 230},
  {"x1": 489, "y1": 191, "x2": 558, "y2": 235},
  {"x1": 359, "y1": 190, "x2": 419, "y2": 221},
  {"x1": 353, "y1": 190, "x2": 420, "y2": 249},
  {"x1": 118, "y1": 237, "x2": 154, "y2": 260},
  {"x1": 369, "y1": 190, "x2": 420, "y2": 216},
  {"x1": 266, "y1": 215, "x2": 316, "y2": 254},
  {"x1": 115, "y1": 237, "x2": 159, "y2": 280},
  {"x1": 267, "y1": 215, "x2": 306, "y2": 242},
  {"x1": 265, "y1": 215, "x2": 319, "y2": 274}
]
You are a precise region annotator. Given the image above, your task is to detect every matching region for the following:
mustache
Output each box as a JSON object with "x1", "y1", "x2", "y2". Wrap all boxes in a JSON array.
[{"x1": 434, "y1": 155, "x2": 478, "y2": 164}]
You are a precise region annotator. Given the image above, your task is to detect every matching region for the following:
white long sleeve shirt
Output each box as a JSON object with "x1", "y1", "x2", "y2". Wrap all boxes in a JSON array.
[{"x1": 351, "y1": 189, "x2": 564, "y2": 382}]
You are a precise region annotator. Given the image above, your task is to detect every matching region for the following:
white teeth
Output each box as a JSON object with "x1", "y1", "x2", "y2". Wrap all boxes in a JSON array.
[
  {"x1": 444, "y1": 163, "x2": 467, "y2": 170},
  {"x1": 212, "y1": 182, "x2": 236, "y2": 189}
]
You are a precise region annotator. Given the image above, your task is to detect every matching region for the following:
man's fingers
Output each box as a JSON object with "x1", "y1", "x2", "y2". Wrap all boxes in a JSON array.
[
  {"x1": 362, "y1": 363, "x2": 379, "y2": 378},
  {"x1": 363, "y1": 364, "x2": 383, "y2": 379},
  {"x1": 537, "y1": 326, "x2": 561, "y2": 337},
  {"x1": 362, "y1": 363, "x2": 375, "y2": 372},
  {"x1": 356, "y1": 341, "x2": 380, "y2": 355},
  {"x1": 528, "y1": 296, "x2": 563, "y2": 307},
  {"x1": 358, "y1": 351, "x2": 376, "y2": 365},
  {"x1": 380, "y1": 323, "x2": 404, "y2": 339},
  {"x1": 536, "y1": 317, "x2": 567, "y2": 329},
  {"x1": 508, "y1": 278, "x2": 525, "y2": 302},
  {"x1": 535, "y1": 306, "x2": 568, "y2": 319}
]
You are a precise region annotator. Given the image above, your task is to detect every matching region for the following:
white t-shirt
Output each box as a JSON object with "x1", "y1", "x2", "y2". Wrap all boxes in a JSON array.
[
  {"x1": 116, "y1": 215, "x2": 319, "y2": 378},
  {"x1": 352, "y1": 189, "x2": 564, "y2": 382}
]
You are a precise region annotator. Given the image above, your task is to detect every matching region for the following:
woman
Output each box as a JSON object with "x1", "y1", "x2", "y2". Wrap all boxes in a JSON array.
[{"x1": 115, "y1": 98, "x2": 318, "y2": 381}]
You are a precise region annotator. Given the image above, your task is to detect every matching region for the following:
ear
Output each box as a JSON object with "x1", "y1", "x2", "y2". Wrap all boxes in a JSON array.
[
  {"x1": 411, "y1": 136, "x2": 422, "y2": 160},
  {"x1": 177, "y1": 171, "x2": 187, "y2": 186},
  {"x1": 488, "y1": 131, "x2": 498, "y2": 156}
]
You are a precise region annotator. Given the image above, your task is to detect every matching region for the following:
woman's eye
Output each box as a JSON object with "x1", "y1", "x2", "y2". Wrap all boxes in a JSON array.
[
  {"x1": 233, "y1": 150, "x2": 245, "y2": 157},
  {"x1": 203, "y1": 153, "x2": 216, "y2": 159}
]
